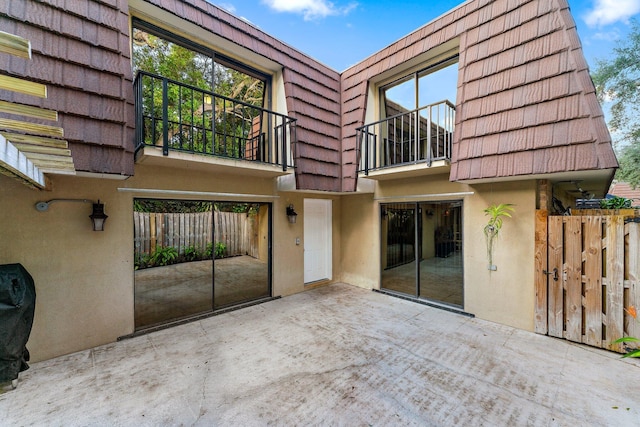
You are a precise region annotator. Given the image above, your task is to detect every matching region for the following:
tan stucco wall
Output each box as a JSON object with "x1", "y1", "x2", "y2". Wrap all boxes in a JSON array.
[
  {"x1": 464, "y1": 181, "x2": 537, "y2": 331},
  {"x1": 0, "y1": 161, "x2": 346, "y2": 362},
  {"x1": 0, "y1": 174, "x2": 134, "y2": 362},
  {"x1": 0, "y1": 161, "x2": 536, "y2": 363},
  {"x1": 340, "y1": 174, "x2": 537, "y2": 331}
]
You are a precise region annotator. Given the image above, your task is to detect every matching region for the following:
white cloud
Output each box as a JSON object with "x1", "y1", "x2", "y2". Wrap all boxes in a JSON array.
[
  {"x1": 584, "y1": 0, "x2": 640, "y2": 27},
  {"x1": 592, "y1": 29, "x2": 622, "y2": 41},
  {"x1": 262, "y1": 0, "x2": 357, "y2": 20}
]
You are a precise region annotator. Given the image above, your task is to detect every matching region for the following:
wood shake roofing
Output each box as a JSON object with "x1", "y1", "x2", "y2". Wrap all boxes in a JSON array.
[
  {"x1": 1, "y1": 0, "x2": 617, "y2": 192},
  {"x1": 0, "y1": 0, "x2": 134, "y2": 176},
  {"x1": 141, "y1": 0, "x2": 343, "y2": 191},
  {"x1": 341, "y1": 0, "x2": 617, "y2": 191}
]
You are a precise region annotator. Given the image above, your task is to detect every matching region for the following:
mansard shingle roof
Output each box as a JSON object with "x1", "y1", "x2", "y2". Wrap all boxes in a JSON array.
[{"x1": 341, "y1": 0, "x2": 617, "y2": 191}]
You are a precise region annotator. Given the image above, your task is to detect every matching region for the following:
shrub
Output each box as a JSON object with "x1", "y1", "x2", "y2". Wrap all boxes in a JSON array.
[
  {"x1": 183, "y1": 245, "x2": 199, "y2": 262},
  {"x1": 214, "y1": 242, "x2": 226, "y2": 258},
  {"x1": 149, "y1": 245, "x2": 179, "y2": 266},
  {"x1": 600, "y1": 196, "x2": 633, "y2": 209}
]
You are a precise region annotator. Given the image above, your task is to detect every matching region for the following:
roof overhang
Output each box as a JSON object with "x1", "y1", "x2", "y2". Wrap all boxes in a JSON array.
[{"x1": 456, "y1": 168, "x2": 616, "y2": 199}]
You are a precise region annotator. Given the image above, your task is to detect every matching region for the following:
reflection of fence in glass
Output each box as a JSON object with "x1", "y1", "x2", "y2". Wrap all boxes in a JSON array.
[
  {"x1": 134, "y1": 71, "x2": 296, "y2": 170},
  {"x1": 134, "y1": 211, "x2": 259, "y2": 261},
  {"x1": 357, "y1": 100, "x2": 455, "y2": 174}
]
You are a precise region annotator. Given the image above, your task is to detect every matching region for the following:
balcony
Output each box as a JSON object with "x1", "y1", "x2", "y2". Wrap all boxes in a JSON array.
[
  {"x1": 357, "y1": 100, "x2": 454, "y2": 180},
  {"x1": 134, "y1": 71, "x2": 296, "y2": 177}
]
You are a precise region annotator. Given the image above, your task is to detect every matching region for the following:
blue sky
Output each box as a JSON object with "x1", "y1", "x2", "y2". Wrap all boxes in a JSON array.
[{"x1": 213, "y1": 0, "x2": 640, "y2": 72}]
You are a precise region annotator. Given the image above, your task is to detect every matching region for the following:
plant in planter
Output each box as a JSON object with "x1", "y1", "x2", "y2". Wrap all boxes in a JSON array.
[
  {"x1": 600, "y1": 196, "x2": 633, "y2": 209},
  {"x1": 483, "y1": 203, "x2": 515, "y2": 270}
]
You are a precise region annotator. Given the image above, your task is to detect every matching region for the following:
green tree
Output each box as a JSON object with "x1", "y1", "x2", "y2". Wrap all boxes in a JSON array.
[
  {"x1": 132, "y1": 28, "x2": 266, "y2": 156},
  {"x1": 592, "y1": 19, "x2": 640, "y2": 187}
]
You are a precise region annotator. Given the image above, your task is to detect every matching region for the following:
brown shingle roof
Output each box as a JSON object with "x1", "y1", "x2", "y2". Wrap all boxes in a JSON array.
[
  {"x1": 609, "y1": 182, "x2": 640, "y2": 207},
  {"x1": 341, "y1": 0, "x2": 617, "y2": 190}
]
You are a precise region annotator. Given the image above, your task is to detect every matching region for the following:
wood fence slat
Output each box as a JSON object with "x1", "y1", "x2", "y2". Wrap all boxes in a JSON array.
[
  {"x1": 605, "y1": 216, "x2": 624, "y2": 351},
  {"x1": 133, "y1": 212, "x2": 141, "y2": 257},
  {"x1": 157, "y1": 213, "x2": 164, "y2": 248},
  {"x1": 583, "y1": 216, "x2": 602, "y2": 347},
  {"x1": 143, "y1": 213, "x2": 149, "y2": 253},
  {"x1": 150, "y1": 213, "x2": 157, "y2": 251},
  {"x1": 564, "y1": 217, "x2": 582, "y2": 342},
  {"x1": 628, "y1": 223, "x2": 640, "y2": 340},
  {"x1": 167, "y1": 214, "x2": 174, "y2": 247},
  {"x1": 534, "y1": 210, "x2": 548, "y2": 334},
  {"x1": 548, "y1": 216, "x2": 564, "y2": 337},
  {"x1": 133, "y1": 210, "x2": 256, "y2": 259}
]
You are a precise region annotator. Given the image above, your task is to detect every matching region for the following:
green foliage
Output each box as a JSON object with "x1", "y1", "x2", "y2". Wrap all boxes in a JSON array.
[
  {"x1": 483, "y1": 204, "x2": 515, "y2": 237},
  {"x1": 483, "y1": 204, "x2": 515, "y2": 267},
  {"x1": 149, "y1": 245, "x2": 179, "y2": 267},
  {"x1": 132, "y1": 27, "x2": 267, "y2": 158},
  {"x1": 613, "y1": 307, "x2": 640, "y2": 358},
  {"x1": 600, "y1": 196, "x2": 633, "y2": 209},
  {"x1": 613, "y1": 337, "x2": 640, "y2": 358},
  {"x1": 214, "y1": 242, "x2": 226, "y2": 259},
  {"x1": 614, "y1": 144, "x2": 640, "y2": 188},
  {"x1": 183, "y1": 245, "x2": 200, "y2": 262},
  {"x1": 205, "y1": 242, "x2": 214, "y2": 259},
  {"x1": 134, "y1": 199, "x2": 213, "y2": 213},
  {"x1": 592, "y1": 19, "x2": 640, "y2": 186}
]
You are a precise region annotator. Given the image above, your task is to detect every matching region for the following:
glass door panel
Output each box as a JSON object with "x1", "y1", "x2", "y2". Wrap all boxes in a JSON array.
[
  {"x1": 380, "y1": 201, "x2": 463, "y2": 307},
  {"x1": 213, "y1": 203, "x2": 271, "y2": 309},
  {"x1": 134, "y1": 199, "x2": 214, "y2": 329},
  {"x1": 418, "y1": 202, "x2": 463, "y2": 306},
  {"x1": 133, "y1": 199, "x2": 272, "y2": 330},
  {"x1": 381, "y1": 203, "x2": 417, "y2": 295}
]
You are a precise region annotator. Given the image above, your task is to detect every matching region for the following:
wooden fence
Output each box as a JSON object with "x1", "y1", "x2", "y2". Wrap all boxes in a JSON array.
[
  {"x1": 535, "y1": 212, "x2": 640, "y2": 353},
  {"x1": 134, "y1": 211, "x2": 259, "y2": 259}
]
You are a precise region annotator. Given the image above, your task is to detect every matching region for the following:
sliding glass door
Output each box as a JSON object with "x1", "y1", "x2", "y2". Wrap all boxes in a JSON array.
[
  {"x1": 381, "y1": 201, "x2": 463, "y2": 307},
  {"x1": 133, "y1": 199, "x2": 271, "y2": 329}
]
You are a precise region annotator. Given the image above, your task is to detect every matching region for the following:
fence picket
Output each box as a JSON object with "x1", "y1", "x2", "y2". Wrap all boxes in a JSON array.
[
  {"x1": 564, "y1": 217, "x2": 582, "y2": 342},
  {"x1": 628, "y1": 223, "x2": 640, "y2": 341},
  {"x1": 583, "y1": 216, "x2": 602, "y2": 347},
  {"x1": 548, "y1": 216, "x2": 563, "y2": 338},
  {"x1": 540, "y1": 213, "x2": 638, "y2": 353},
  {"x1": 605, "y1": 216, "x2": 624, "y2": 351},
  {"x1": 134, "y1": 211, "x2": 258, "y2": 261}
]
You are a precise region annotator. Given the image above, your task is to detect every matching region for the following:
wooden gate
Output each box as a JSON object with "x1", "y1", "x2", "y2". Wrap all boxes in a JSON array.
[{"x1": 535, "y1": 211, "x2": 640, "y2": 353}]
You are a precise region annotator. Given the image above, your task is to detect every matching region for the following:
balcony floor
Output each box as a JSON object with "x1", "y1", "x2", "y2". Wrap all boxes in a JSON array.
[
  {"x1": 360, "y1": 159, "x2": 450, "y2": 180},
  {"x1": 135, "y1": 145, "x2": 294, "y2": 178}
]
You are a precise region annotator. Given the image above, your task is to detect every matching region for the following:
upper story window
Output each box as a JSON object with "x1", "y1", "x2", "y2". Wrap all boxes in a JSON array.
[
  {"x1": 132, "y1": 20, "x2": 268, "y2": 108},
  {"x1": 380, "y1": 55, "x2": 458, "y2": 118},
  {"x1": 358, "y1": 55, "x2": 459, "y2": 175}
]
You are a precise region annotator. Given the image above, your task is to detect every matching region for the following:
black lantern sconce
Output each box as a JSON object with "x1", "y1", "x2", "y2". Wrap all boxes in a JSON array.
[
  {"x1": 89, "y1": 201, "x2": 108, "y2": 231},
  {"x1": 35, "y1": 198, "x2": 108, "y2": 231},
  {"x1": 286, "y1": 204, "x2": 298, "y2": 224}
]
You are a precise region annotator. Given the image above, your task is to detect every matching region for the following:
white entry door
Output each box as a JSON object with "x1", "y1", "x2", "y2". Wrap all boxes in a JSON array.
[{"x1": 304, "y1": 199, "x2": 332, "y2": 283}]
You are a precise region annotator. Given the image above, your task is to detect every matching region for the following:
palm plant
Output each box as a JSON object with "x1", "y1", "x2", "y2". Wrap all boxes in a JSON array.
[{"x1": 483, "y1": 203, "x2": 515, "y2": 268}]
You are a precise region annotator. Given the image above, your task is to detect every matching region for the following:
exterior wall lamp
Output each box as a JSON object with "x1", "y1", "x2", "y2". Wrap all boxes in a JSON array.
[
  {"x1": 286, "y1": 204, "x2": 298, "y2": 224},
  {"x1": 34, "y1": 199, "x2": 108, "y2": 231}
]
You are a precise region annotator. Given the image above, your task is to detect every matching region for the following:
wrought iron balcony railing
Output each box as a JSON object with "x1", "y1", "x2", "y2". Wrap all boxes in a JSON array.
[
  {"x1": 134, "y1": 71, "x2": 296, "y2": 171},
  {"x1": 357, "y1": 100, "x2": 455, "y2": 175}
]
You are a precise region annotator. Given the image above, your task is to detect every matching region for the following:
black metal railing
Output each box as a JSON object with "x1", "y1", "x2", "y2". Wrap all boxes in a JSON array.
[
  {"x1": 134, "y1": 71, "x2": 296, "y2": 171},
  {"x1": 357, "y1": 100, "x2": 455, "y2": 175}
]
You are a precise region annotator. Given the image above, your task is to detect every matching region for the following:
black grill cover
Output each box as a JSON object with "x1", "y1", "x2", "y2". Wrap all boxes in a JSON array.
[{"x1": 0, "y1": 264, "x2": 36, "y2": 382}]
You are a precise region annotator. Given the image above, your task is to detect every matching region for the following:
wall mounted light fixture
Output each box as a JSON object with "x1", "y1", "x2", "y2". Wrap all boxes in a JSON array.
[
  {"x1": 34, "y1": 198, "x2": 108, "y2": 231},
  {"x1": 286, "y1": 204, "x2": 298, "y2": 224}
]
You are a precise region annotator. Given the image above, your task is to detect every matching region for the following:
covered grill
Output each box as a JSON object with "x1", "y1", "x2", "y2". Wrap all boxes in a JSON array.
[{"x1": 0, "y1": 264, "x2": 36, "y2": 389}]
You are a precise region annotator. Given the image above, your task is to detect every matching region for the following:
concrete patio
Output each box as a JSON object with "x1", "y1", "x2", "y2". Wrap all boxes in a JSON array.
[{"x1": 1, "y1": 283, "x2": 638, "y2": 426}]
